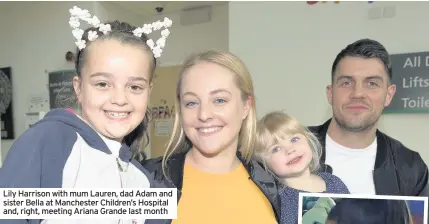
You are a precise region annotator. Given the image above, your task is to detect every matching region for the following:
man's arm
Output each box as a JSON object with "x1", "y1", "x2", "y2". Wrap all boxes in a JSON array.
[{"x1": 413, "y1": 154, "x2": 429, "y2": 196}]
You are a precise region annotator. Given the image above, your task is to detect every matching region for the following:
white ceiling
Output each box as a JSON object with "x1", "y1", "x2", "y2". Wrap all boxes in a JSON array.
[{"x1": 109, "y1": 1, "x2": 227, "y2": 17}]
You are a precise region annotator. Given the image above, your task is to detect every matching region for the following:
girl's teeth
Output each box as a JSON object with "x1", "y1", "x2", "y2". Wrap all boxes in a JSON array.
[
  {"x1": 289, "y1": 157, "x2": 300, "y2": 164},
  {"x1": 199, "y1": 127, "x2": 221, "y2": 133},
  {"x1": 106, "y1": 112, "x2": 128, "y2": 118}
]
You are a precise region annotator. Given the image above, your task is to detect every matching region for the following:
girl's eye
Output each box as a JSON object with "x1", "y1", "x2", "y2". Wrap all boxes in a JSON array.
[
  {"x1": 129, "y1": 85, "x2": 143, "y2": 91},
  {"x1": 291, "y1": 136, "x2": 300, "y2": 143},
  {"x1": 271, "y1": 147, "x2": 280, "y2": 153}
]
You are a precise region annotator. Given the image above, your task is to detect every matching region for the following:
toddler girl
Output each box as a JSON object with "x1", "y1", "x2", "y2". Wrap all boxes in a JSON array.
[{"x1": 255, "y1": 111, "x2": 349, "y2": 224}]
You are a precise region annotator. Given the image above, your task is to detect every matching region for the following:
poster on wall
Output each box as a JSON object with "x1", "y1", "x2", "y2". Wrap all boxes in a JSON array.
[
  {"x1": 151, "y1": 104, "x2": 174, "y2": 137},
  {"x1": 151, "y1": 105, "x2": 173, "y2": 120},
  {"x1": 0, "y1": 67, "x2": 14, "y2": 140},
  {"x1": 155, "y1": 119, "x2": 174, "y2": 136},
  {"x1": 48, "y1": 69, "x2": 77, "y2": 110},
  {"x1": 384, "y1": 52, "x2": 429, "y2": 114}
]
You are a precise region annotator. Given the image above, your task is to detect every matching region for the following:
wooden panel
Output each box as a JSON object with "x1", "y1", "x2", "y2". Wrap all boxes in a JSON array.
[{"x1": 149, "y1": 65, "x2": 181, "y2": 159}]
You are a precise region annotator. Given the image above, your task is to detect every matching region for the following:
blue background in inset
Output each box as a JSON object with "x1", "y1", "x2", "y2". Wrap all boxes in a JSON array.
[{"x1": 408, "y1": 200, "x2": 425, "y2": 216}]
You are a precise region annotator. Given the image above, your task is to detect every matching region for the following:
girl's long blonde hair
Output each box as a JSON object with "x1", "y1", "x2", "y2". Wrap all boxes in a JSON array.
[{"x1": 161, "y1": 50, "x2": 257, "y2": 177}]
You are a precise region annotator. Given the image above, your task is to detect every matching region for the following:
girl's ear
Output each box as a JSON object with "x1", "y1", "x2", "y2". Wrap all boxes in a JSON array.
[{"x1": 73, "y1": 76, "x2": 81, "y2": 103}]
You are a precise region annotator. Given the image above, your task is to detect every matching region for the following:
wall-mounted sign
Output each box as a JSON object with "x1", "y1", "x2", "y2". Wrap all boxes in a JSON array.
[
  {"x1": 48, "y1": 69, "x2": 77, "y2": 110},
  {"x1": 384, "y1": 52, "x2": 429, "y2": 114}
]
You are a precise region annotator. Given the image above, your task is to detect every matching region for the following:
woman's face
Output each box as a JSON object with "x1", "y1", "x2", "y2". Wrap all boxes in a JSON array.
[
  {"x1": 73, "y1": 39, "x2": 152, "y2": 141},
  {"x1": 180, "y1": 62, "x2": 250, "y2": 157}
]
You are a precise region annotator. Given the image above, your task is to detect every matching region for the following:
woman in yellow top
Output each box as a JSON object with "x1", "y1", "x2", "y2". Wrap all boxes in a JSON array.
[{"x1": 143, "y1": 50, "x2": 280, "y2": 224}]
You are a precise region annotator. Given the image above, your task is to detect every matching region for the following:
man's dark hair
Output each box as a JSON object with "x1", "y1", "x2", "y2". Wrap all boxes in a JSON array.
[{"x1": 331, "y1": 38, "x2": 392, "y2": 81}]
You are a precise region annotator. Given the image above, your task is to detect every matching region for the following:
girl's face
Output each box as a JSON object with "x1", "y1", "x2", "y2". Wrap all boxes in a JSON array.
[
  {"x1": 180, "y1": 62, "x2": 250, "y2": 157},
  {"x1": 265, "y1": 133, "x2": 313, "y2": 178},
  {"x1": 73, "y1": 39, "x2": 152, "y2": 142}
]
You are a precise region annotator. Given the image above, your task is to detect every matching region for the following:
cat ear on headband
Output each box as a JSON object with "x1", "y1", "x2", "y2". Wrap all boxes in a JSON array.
[{"x1": 68, "y1": 6, "x2": 173, "y2": 58}]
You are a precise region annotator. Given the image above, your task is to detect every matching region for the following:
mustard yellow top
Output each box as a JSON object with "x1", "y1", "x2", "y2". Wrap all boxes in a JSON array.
[{"x1": 171, "y1": 163, "x2": 278, "y2": 224}]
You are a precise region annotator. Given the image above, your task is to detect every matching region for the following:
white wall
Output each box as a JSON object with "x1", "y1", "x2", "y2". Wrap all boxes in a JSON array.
[
  {"x1": 0, "y1": 2, "x2": 229, "y2": 161},
  {"x1": 95, "y1": 2, "x2": 143, "y2": 27},
  {"x1": 229, "y1": 1, "x2": 429, "y2": 163},
  {"x1": 144, "y1": 3, "x2": 229, "y2": 66}
]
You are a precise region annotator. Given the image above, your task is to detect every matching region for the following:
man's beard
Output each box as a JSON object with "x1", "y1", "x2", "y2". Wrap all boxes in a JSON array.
[
  {"x1": 331, "y1": 98, "x2": 382, "y2": 132},
  {"x1": 333, "y1": 109, "x2": 380, "y2": 133}
]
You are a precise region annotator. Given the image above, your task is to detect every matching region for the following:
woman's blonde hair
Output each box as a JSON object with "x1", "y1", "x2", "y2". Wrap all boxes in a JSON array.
[
  {"x1": 161, "y1": 50, "x2": 257, "y2": 177},
  {"x1": 254, "y1": 111, "x2": 322, "y2": 175}
]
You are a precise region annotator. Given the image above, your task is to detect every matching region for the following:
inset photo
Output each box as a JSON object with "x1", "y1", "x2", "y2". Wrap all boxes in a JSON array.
[{"x1": 298, "y1": 193, "x2": 428, "y2": 224}]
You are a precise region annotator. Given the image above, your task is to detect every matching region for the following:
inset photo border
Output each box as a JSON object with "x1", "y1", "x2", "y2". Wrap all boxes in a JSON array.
[{"x1": 298, "y1": 193, "x2": 428, "y2": 224}]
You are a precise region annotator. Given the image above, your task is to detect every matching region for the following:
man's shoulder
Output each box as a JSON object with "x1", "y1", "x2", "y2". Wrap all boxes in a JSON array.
[
  {"x1": 307, "y1": 124, "x2": 323, "y2": 133},
  {"x1": 307, "y1": 119, "x2": 331, "y2": 135},
  {"x1": 378, "y1": 131, "x2": 425, "y2": 166},
  {"x1": 380, "y1": 131, "x2": 416, "y2": 155},
  {"x1": 378, "y1": 131, "x2": 429, "y2": 196}
]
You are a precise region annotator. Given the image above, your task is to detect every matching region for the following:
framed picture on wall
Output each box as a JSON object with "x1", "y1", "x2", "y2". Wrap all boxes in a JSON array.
[{"x1": 0, "y1": 66, "x2": 14, "y2": 140}]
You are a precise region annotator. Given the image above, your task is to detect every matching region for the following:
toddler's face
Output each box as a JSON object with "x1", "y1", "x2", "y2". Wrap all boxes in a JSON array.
[{"x1": 264, "y1": 133, "x2": 313, "y2": 178}]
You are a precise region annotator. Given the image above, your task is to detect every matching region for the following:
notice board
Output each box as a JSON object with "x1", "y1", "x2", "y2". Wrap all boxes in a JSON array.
[{"x1": 48, "y1": 69, "x2": 77, "y2": 110}]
